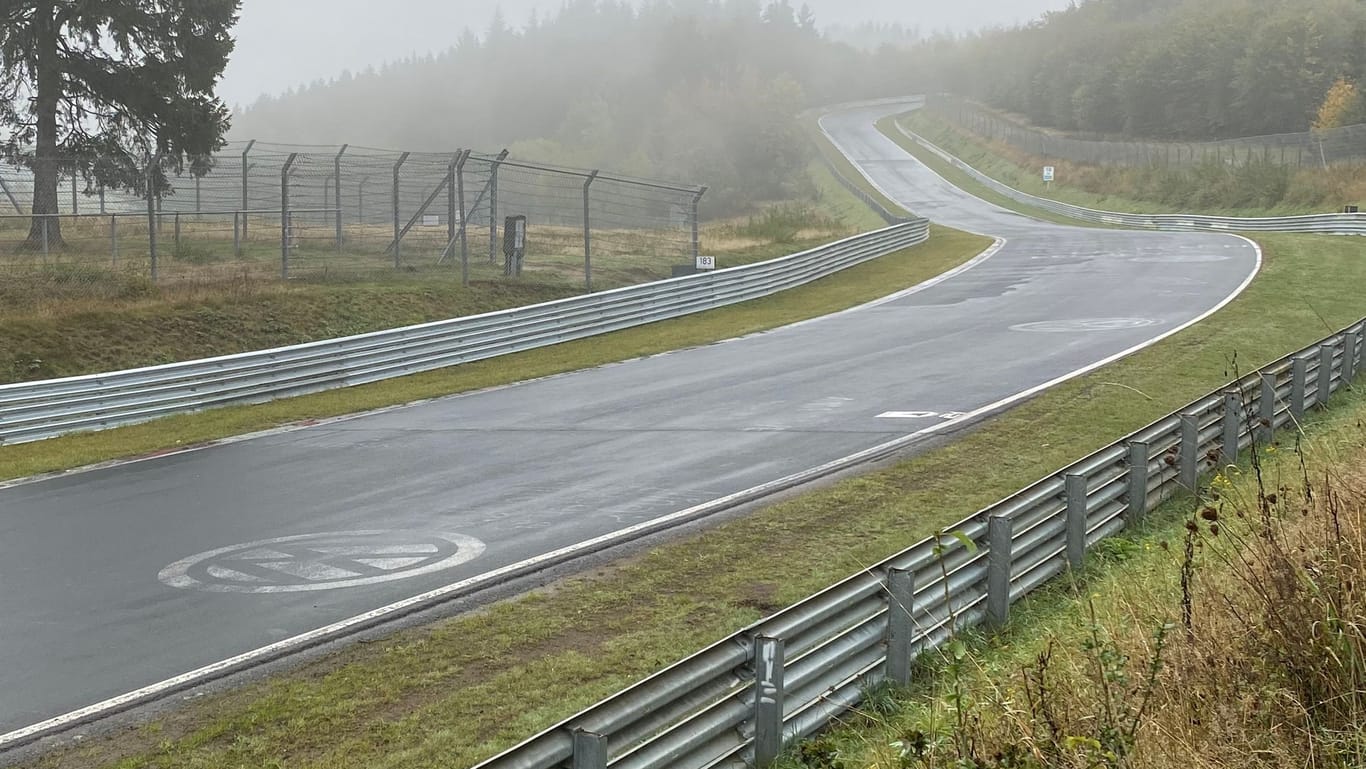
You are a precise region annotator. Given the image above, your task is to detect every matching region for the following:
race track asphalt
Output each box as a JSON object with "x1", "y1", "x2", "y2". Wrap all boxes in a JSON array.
[{"x1": 0, "y1": 100, "x2": 1260, "y2": 739}]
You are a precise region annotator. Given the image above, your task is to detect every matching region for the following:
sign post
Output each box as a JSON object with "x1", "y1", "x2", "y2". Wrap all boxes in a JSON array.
[{"x1": 1043, "y1": 165, "x2": 1055, "y2": 189}]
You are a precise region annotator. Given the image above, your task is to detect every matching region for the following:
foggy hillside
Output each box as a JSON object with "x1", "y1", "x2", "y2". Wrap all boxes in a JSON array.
[
  {"x1": 229, "y1": 0, "x2": 914, "y2": 210},
  {"x1": 908, "y1": 0, "x2": 1366, "y2": 139}
]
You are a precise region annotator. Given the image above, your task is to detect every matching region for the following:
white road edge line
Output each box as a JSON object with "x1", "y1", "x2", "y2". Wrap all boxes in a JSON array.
[{"x1": 0, "y1": 235, "x2": 1260, "y2": 751}]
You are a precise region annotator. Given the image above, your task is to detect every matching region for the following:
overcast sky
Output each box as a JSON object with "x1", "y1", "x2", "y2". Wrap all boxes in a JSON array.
[{"x1": 219, "y1": 0, "x2": 1072, "y2": 108}]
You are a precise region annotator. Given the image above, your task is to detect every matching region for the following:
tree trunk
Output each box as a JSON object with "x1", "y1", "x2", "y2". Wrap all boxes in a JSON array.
[{"x1": 27, "y1": 1, "x2": 63, "y2": 249}]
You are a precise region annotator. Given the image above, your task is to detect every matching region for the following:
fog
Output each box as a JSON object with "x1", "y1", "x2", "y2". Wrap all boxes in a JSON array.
[{"x1": 220, "y1": 0, "x2": 1072, "y2": 107}]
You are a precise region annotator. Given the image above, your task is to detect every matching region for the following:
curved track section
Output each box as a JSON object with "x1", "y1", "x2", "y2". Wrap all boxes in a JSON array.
[{"x1": 0, "y1": 100, "x2": 1259, "y2": 742}]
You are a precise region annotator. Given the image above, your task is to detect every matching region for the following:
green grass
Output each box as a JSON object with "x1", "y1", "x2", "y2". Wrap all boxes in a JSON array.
[{"x1": 21, "y1": 230, "x2": 1365, "y2": 769}]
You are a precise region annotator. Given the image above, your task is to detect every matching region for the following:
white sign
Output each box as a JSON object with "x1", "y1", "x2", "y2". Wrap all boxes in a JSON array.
[
  {"x1": 696, "y1": 255, "x2": 716, "y2": 271},
  {"x1": 422, "y1": 214, "x2": 440, "y2": 226},
  {"x1": 1042, "y1": 166, "x2": 1055, "y2": 183}
]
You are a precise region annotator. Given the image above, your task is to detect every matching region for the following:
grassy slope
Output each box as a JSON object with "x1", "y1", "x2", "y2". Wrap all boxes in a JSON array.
[
  {"x1": 781, "y1": 376, "x2": 1366, "y2": 769},
  {"x1": 897, "y1": 109, "x2": 1357, "y2": 218},
  {"x1": 23, "y1": 222, "x2": 1365, "y2": 768}
]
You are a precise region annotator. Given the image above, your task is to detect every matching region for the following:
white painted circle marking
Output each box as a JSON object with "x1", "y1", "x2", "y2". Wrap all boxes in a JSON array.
[
  {"x1": 1009, "y1": 318, "x2": 1160, "y2": 334},
  {"x1": 159, "y1": 531, "x2": 487, "y2": 593}
]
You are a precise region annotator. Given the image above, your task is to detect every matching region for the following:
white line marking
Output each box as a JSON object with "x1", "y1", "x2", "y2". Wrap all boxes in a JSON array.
[{"x1": 877, "y1": 411, "x2": 940, "y2": 419}]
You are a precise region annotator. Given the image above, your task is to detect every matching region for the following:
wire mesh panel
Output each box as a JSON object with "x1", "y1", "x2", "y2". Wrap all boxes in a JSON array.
[{"x1": 0, "y1": 142, "x2": 703, "y2": 296}]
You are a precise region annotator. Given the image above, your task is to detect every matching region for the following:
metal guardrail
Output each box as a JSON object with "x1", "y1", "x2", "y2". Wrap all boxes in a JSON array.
[
  {"x1": 472, "y1": 316, "x2": 1366, "y2": 769},
  {"x1": 894, "y1": 122, "x2": 1366, "y2": 235},
  {"x1": 0, "y1": 221, "x2": 929, "y2": 445}
]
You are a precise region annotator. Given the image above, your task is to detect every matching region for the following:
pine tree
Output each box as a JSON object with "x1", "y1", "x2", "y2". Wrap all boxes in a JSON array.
[{"x1": 0, "y1": 2, "x2": 240, "y2": 247}]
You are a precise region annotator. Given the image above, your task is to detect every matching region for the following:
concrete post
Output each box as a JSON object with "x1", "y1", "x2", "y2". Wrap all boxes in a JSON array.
[
  {"x1": 986, "y1": 515, "x2": 1012, "y2": 628},
  {"x1": 1064, "y1": 474, "x2": 1088, "y2": 569},
  {"x1": 583, "y1": 170, "x2": 598, "y2": 292},
  {"x1": 1126, "y1": 441, "x2": 1150, "y2": 521},
  {"x1": 281, "y1": 152, "x2": 298, "y2": 279},
  {"x1": 1318, "y1": 343, "x2": 1335, "y2": 407},
  {"x1": 241, "y1": 139, "x2": 255, "y2": 240},
  {"x1": 1258, "y1": 374, "x2": 1277, "y2": 446},
  {"x1": 1179, "y1": 413, "x2": 1200, "y2": 491},
  {"x1": 334, "y1": 144, "x2": 348, "y2": 250},
  {"x1": 1292, "y1": 355, "x2": 1309, "y2": 420},
  {"x1": 392, "y1": 151, "x2": 410, "y2": 269},
  {"x1": 1221, "y1": 390, "x2": 1241, "y2": 466}
]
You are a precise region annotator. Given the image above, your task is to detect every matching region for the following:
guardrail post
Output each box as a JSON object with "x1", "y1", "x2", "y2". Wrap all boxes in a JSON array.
[
  {"x1": 691, "y1": 186, "x2": 707, "y2": 262},
  {"x1": 1292, "y1": 354, "x2": 1309, "y2": 420},
  {"x1": 334, "y1": 144, "x2": 348, "y2": 250},
  {"x1": 1318, "y1": 343, "x2": 1335, "y2": 406},
  {"x1": 1126, "y1": 441, "x2": 1150, "y2": 521},
  {"x1": 1221, "y1": 390, "x2": 1241, "y2": 466},
  {"x1": 1345, "y1": 329, "x2": 1361, "y2": 384},
  {"x1": 1258, "y1": 374, "x2": 1277, "y2": 446},
  {"x1": 986, "y1": 515, "x2": 1012, "y2": 628},
  {"x1": 1178, "y1": 413, "x2": 1200, "y2": 490},
  {"x1": 583, "y1": 170, "x2": 598, "y2": 292},
  {"x1": 885, "y1": 567, "x2": 915, "y2": 685},
  {"x1": 281, "y1": 152, "x2": 298, "y2": 279},
  {"x1": 572, "y1": 729, "x2": 608, "y2": 769},
  {"x1": 392, "y1": 151, "x2": 410, "y2": 269},
  {"x1": 753, "y1": 635, "x2": 785, "y2": 768},
  {"x1": 241, "y1": 139, "x2": 255, "y2": 241},
  {"x1": 1064, "y1": 474, "x2": 1088, "y2": 569}
]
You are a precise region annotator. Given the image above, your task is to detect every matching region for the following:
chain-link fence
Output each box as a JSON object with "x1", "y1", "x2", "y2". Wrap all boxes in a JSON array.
[
  {"x1": 0, "y1": 142, "x2": 705, "y2": 293},
  {"x1": 926, "y1": 94, "x2": 1366, "y2": 168}
]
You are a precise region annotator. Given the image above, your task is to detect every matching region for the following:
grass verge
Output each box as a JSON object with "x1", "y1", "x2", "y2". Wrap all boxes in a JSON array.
[
  {"x1": 894, "y1": 108, "x2": 1364, "y2": 219},
  {"x1": 777, "y1": 372, "x2": 1366, "y2": 769},
  {"x1": 18, "y1": 226, "x2": 1364, "y2": 768},
  {"x1": 0, "y1": 225, "x2": 988, "y2": 482}
]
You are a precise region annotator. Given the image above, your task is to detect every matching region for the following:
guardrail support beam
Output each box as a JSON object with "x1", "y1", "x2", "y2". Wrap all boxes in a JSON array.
[
  {"x1": 572, "y1": 730, "x2": 607, "y2": 769},
  {"x1": 1126, "y1": 441, "x2": 1150, "y2": 522},
  {"x1": 1291, "y1": 355, "x2": 1309, "y2": 420},
  {"x1": 753, "y1": 635, "x2": 786, "y2": 768},
  {"x1": 885, "y1": 568, "x2": 915, "y2": 685},
  {"x1": 1345, "y1": 329, "x2": 1361, "y2": 384},
  {"x1": 1178, "y1": 413, "x2": 1200, "y2": 491},
  {"x1": 1221, "y1": 391, "x2": 1241, "y2": 466},
  {"x1": 1318, "y1": 343, "x2": 1336, "y2": 407},
  {"x1": 1064, "y1": 474, "x2": 1088, "y2": 569},
  {"x1": 986, "y1": 515, "x2": 1012, "y2": 628},
  {"x1": 1258, "y1": 375, "x2": 1277, "y2": 446}
]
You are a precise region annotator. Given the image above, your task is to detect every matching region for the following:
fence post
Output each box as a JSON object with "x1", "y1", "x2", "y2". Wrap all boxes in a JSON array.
[
  {"x1": 282, "y1": 152, "x2": 298, "y2": 279},
  {"x1": 1318, "y1": 343, "x2": 1335, "y2": 406},
  {"x1": 885, "y1": 567, "x2": 915, "y2": 685},
  {"x1": 241, "y1": 139, "x2": 255, "y2": 241},
  {"x1": 752, "y1": 635, "x2": 785, "y2": 768},
  {"x1": 1126, "y1": 441, "x2": 1150, "y2": 521},
  {"x1": 233, "y1": 211, "x2": 241, "y2": 258},
  {"x1": 174, "y1": 212, "x2": 181, "y2": 256},
  {"x1": 1258, "y1": 374, "x2": 1277, "y2": 446},
  {"x1": 146, "y1": 154, "x2": 159, "y2": 282},
  {"x1": 1064, "y1": 474, "x2": 1088, "y2": 569},
  {"x1": 489, "y1": 150, "x2": 507, "y2": 265},
  {"x1": 1291, "y1": 354, "x2": 1309, "y2": 420},
  {"x1": 691, "y1": 186, "x2": 707, "y2": 263},
  {"x1": 456, "y1": 151, "x2": 469, "y2": 286},
  {"x1": 571, "y1": 730, "x2": 607, "y2": 769},
  {"x1": 358, "y1": 176, "x2": 368, "y2": 228},
  {"x1": 392, "y1": 151, "x2": 410, "y2": 269},
  {"x1": 1221, "y1": 390, "x2": 1241, "y2": 466},
  {"x1": 583, "y1": 170, "x2": 598, "y2": 292},
  {"x1": 986, "y1": 515, "x2": 1012, "y2": 628},
  {"x1": 447, "y1": 150, "x2": 460, "y2": 252},
  {"x1": 334, "y1": 144, "x2": 348, "y2": 250},
  {"x1": 195, "y1": 174, "x2": 201, "y2": 212},
  {"x1": 99, "y1": 184, "x2": 106, "y2": 214},
  {"x1": 109, "y1": 215, "x2": 118, "y2": 268}
]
